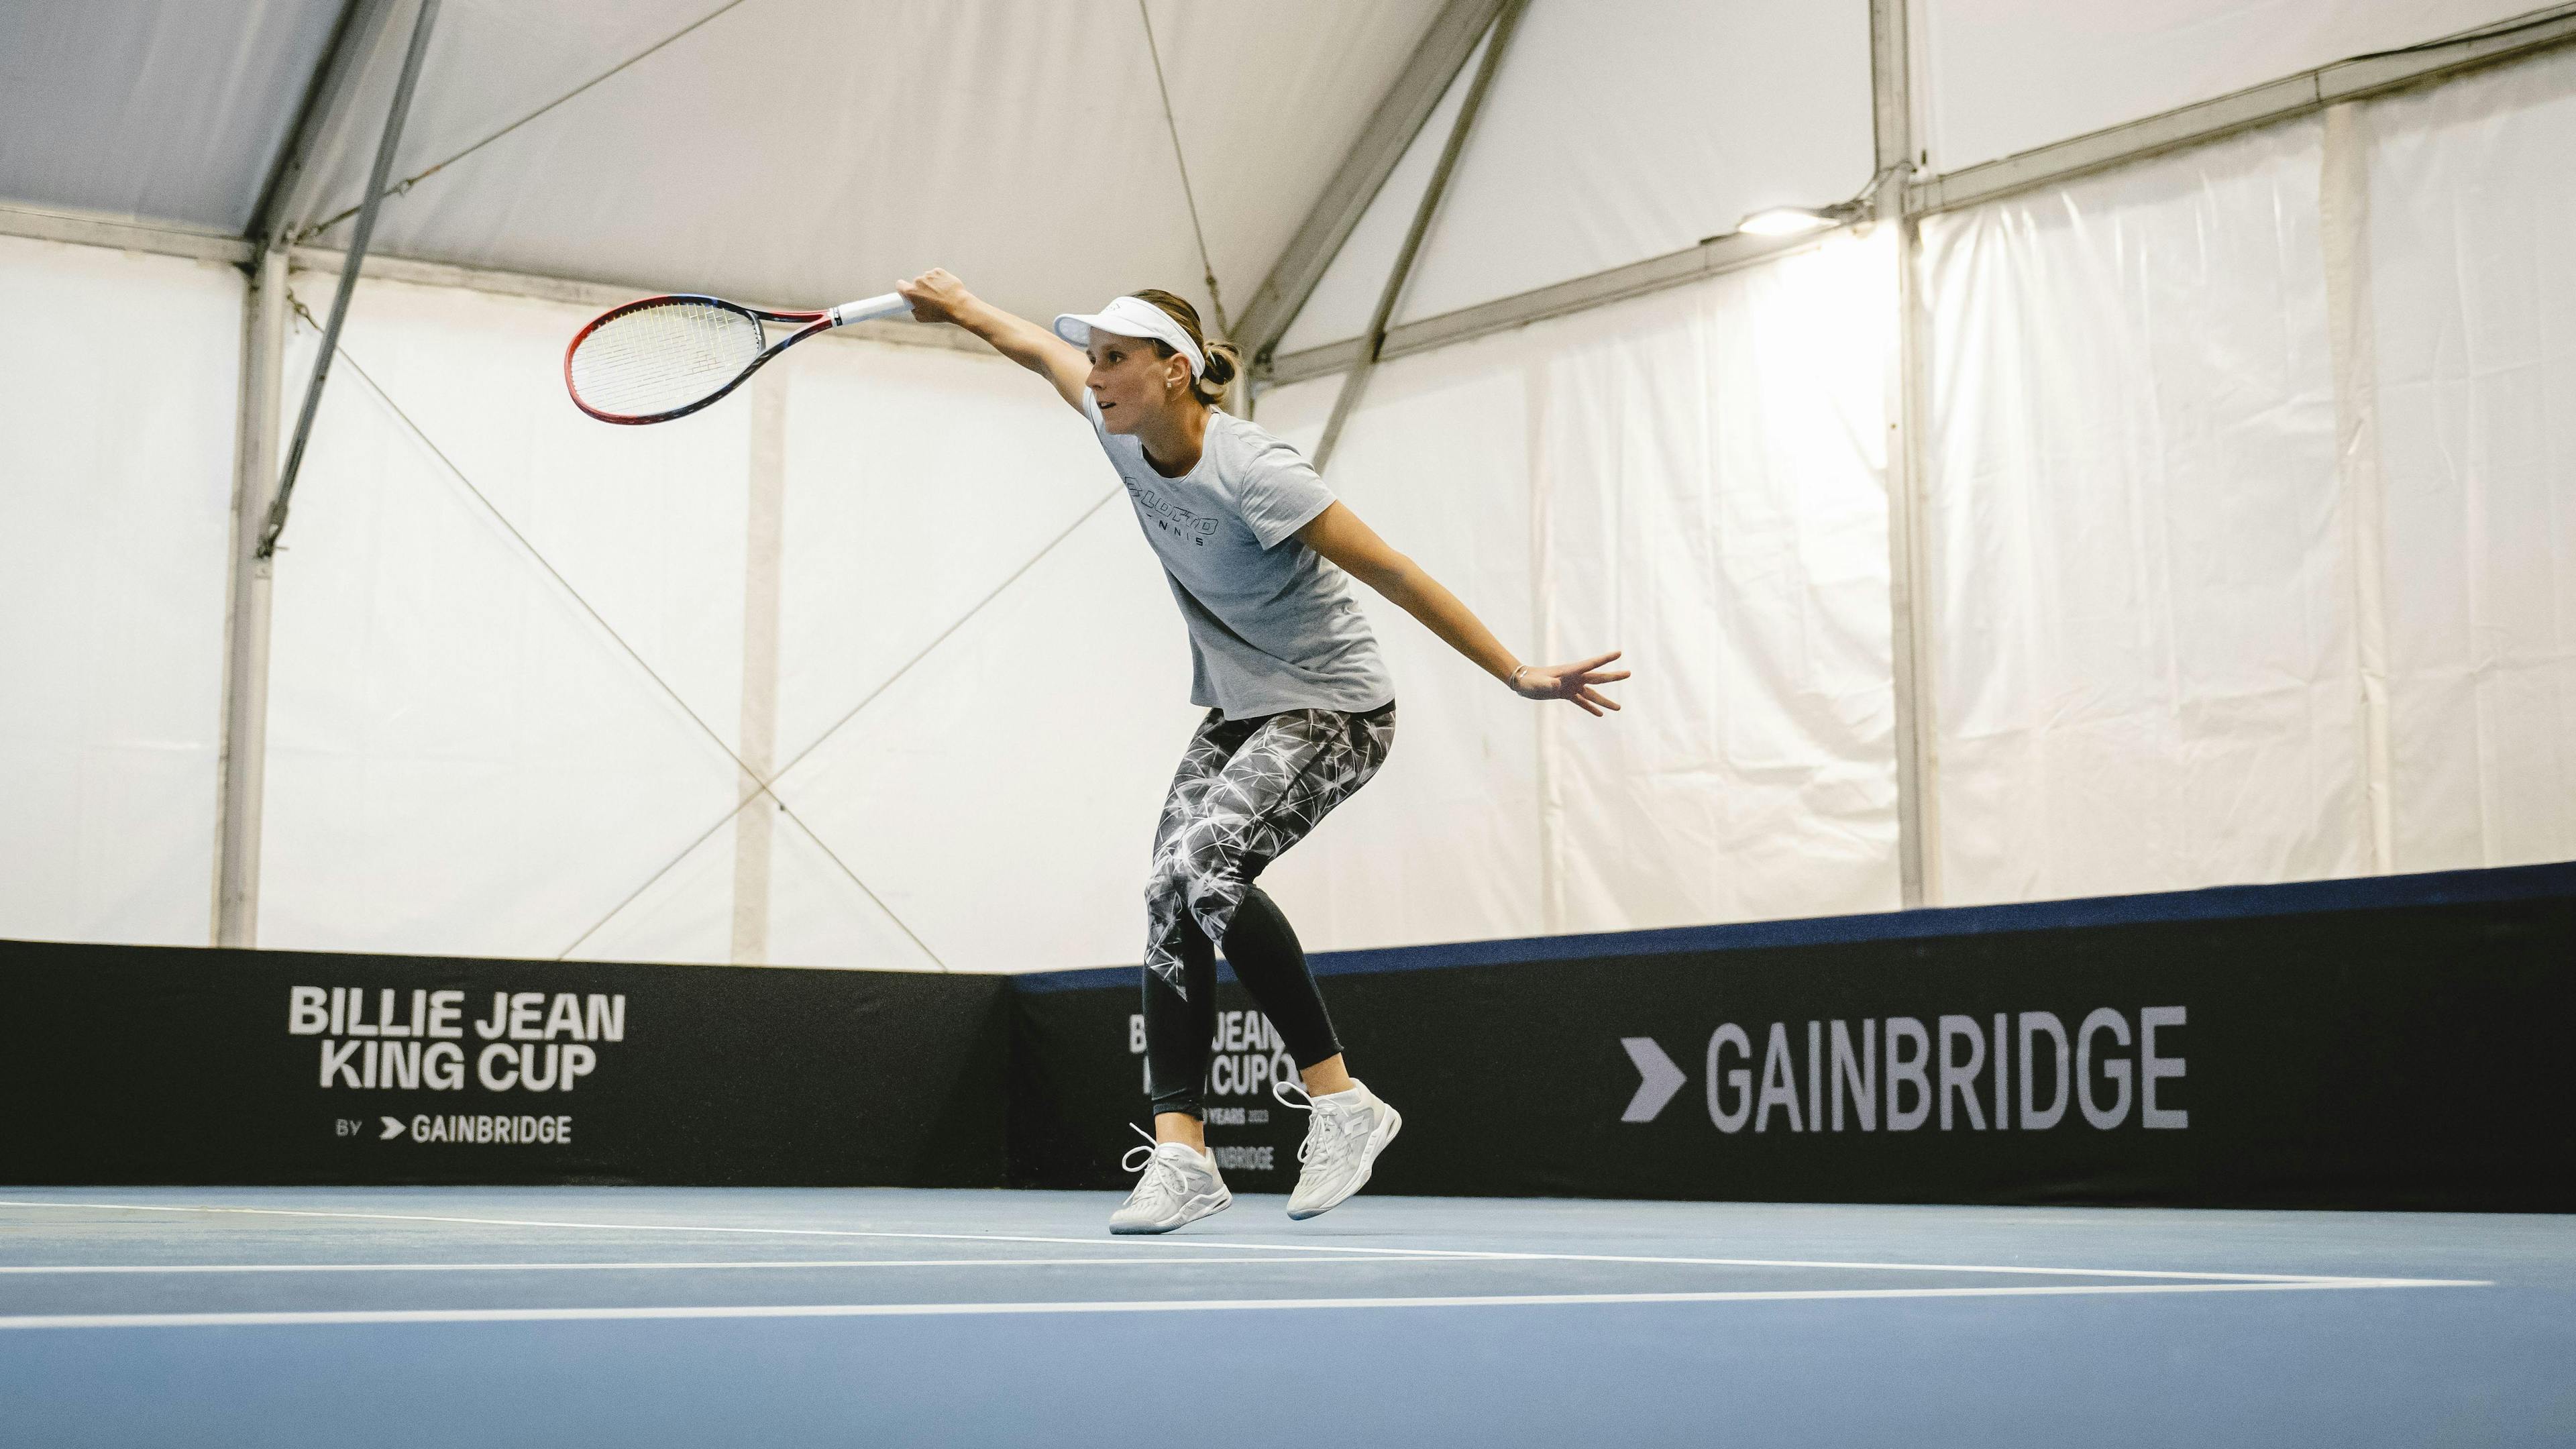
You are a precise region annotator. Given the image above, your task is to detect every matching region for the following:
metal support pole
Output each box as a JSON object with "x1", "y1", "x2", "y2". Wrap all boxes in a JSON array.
[
  {"x1": 1872, "y1": 0, "x2": 1939, "y2": 908},
  {"x1": 215, "y1": 246, "x2": 291, "y2": 947},
  {"x1": 260, "y1": 0, "x2": 440, "y2": 561},
  {"x1": 1313, "y1": 0, "x2": 1523, "y2": 472},
  {"x1": 212, "y1": 0, "x2": 411, "y2": 944}
]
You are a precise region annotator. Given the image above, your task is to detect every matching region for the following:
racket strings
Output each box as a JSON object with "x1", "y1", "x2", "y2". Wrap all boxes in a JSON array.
[{"x1": 569, "y1": 301, "x2": 766, "y2": 418}]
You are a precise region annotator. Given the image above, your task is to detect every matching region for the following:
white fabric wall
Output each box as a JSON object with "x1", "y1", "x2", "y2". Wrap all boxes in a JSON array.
[
  {"x1": 1537, "y1": 236, "x2": 1900, "y2": 928},
  {"x1": 1263, "y1": 231, "x2": 1900, "y2": 941},
  {"x1": 261, "y1": 276, "x2": 753, "y2": 961},
  {"x1": 256, "y1": 274, "x2": 1191, "y2": 971},
  {"x1": 1918, "y1": 120, "x2": 2362, "y2": 904},
  {"x1": 648, "y1": 339, "x2": 1194, "y2": 973},
  {"x1": 1917, "y1": 0, "x2": 2536, "y2": 172},
  {"x1": 2362, "y1": 50, "x2": 2576, "y2": 870},
  {"x1": 1260, "y1": 341, "x2": 1550, "y2": 947},
  {"x1": 253, "y1": 231, "x2": 1898, "y2": 971},
  {"x1": 0, "y1": 235, "x2": 238, "y2": 946}
]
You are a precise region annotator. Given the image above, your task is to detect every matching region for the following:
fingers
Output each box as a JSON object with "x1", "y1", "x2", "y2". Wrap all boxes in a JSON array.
[
  {"x1": 1518, "y1": 655, "x2": 1625, "y2": 716},
  {"x1": 896, "y1": 268, "x2": 965, "y2": 320},
  {"x1": 1554, "y1": 682, "x2": 1619, "y2": 715},
  {"x1": 1541, "y1": 651, "x2": 1625, "y2": 678}
]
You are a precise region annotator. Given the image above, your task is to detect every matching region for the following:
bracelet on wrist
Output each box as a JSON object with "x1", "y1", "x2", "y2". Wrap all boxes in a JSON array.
[{"x1": 1509, "y1": 665, "x2": 1531, "y2": 691}]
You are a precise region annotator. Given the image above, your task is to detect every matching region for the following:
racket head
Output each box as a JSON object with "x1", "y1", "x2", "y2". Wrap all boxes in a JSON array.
[{"x1": 565, "y1": 295, "x2": 801, "y2": 424}]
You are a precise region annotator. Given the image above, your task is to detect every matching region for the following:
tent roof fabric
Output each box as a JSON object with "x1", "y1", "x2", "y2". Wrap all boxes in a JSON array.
[
  {"x1": 0, "y1": 1, "x2": 2549, "y2": 359},
  {"x1": 0, "y1": 0, "x2": 1448, "y2": 330},
  {"x1": 0, "y1": 0, "x2": 339, "y2": 233}
]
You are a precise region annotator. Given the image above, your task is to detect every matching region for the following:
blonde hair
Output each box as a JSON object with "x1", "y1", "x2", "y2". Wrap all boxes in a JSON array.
[{"x1": 1131, "y1": 288, "x2": 1242, "y2": 407}]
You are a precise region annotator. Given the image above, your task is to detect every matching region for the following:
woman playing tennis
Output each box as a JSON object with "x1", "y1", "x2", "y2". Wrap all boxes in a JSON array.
[{"x1": 896, "y1": 270, "x2": 1627, "y2": 1234}]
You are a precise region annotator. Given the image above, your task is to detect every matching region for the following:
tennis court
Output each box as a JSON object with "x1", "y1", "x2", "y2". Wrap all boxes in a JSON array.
[
  {"x1": 4, "y1": 1187, "x2": 2567, "y2": 1446},
  {"x1": 9, "y1": 3, "x2": 2576, "y2": 1445}
]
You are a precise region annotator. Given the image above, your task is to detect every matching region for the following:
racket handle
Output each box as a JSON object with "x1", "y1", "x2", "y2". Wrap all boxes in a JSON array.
[{"x1": 828, "y1": 292, "x2": 912, "y2": 327}]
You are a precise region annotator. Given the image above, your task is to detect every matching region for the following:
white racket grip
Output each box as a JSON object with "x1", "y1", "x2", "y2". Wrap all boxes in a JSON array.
[{"x1": 828, "y1": 292, "x2": 912, "y2": 327}]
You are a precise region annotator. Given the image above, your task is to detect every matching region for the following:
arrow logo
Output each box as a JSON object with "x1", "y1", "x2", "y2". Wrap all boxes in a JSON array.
[
  {"x1": 379, "y1": 1116, "x2": 407, "y2": 1140},
  {"x1": 1619, "y1": 1037, "x2": 1686, "y2": 1122}
]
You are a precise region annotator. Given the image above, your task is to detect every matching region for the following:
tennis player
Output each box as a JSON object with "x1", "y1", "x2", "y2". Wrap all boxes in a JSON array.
[{"x1": 896, "y1": 270, "x2": 1627, "y2": 1234}]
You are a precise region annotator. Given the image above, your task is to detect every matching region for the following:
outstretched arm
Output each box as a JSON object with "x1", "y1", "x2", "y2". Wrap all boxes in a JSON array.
[
  {"x1": 1297, "y1": 502, "x2": 1627, "y2": 716},
  {"x1": 895, "y1": 268, "x2": 1090, "y2": 412}
]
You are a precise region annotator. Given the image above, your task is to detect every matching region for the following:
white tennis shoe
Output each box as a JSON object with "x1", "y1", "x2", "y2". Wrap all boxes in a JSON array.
[
  {"x1": 1277, "y1": 1079, "x2": 1403, "y2": 1220},
  {"x1": 1108, "y1": 1128, "x2": 1232, "y2": 1235}
]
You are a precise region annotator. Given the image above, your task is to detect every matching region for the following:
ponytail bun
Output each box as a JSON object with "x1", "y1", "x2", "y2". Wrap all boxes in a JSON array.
[
  {"x1": 1193, "y1": 340, "x2": 1242, "y2": 407},
  {"x1": 1132, "y1": 287, "x2": 1240, "y2": 408}
]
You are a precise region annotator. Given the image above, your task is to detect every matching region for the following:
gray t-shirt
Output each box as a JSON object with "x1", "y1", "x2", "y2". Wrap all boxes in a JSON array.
[{"x1": 1085, "y1": 393, "x2": 1394, "y2": 719}]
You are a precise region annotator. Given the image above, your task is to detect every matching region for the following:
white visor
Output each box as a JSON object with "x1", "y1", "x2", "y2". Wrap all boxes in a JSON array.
[{"x1": 1053, "y1": 295, "x2": 1205, "y2": 378}]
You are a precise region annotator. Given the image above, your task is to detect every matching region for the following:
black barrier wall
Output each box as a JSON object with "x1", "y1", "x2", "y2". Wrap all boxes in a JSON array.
[
  {"x1": 0, "y1": 943, "x2": 1008, "y2": 1187},
  {"x1": 8, "y1": 865, "x2": 2572, "y2": 1207},
  {"x1": 1009, "y1": 865, "x2": 2576, "y2": 1211}
]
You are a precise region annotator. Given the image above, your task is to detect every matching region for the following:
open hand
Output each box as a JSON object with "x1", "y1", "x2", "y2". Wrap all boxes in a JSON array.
[{"x1": 1511, "y1": 651, "x2": 1629, "y2": 716}]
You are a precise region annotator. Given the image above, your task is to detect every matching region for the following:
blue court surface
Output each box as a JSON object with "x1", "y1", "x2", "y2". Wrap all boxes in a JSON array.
[{"x1": 3, "y1": 1187, "x2": 2569, "y2": 1446}]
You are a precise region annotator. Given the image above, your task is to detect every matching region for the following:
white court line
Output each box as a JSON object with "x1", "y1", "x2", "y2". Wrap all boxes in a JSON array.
[
  {"x1": 0, "y1": 1199, "x2": 1351, "y2": 1257},
  {"x1": 0, "y1": 1256, "x2": 1408, "y2": 1275},
  {"x1": 0, "y1": 1278, "x2": 2490, "y2": 1332},
  {"x1": 0, "y1": 1199, "x2": 2453, "y2": 1287}
]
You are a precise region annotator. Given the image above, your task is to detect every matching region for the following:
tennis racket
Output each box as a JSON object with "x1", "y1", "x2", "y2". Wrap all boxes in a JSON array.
[{"x1": 564, "y1": 291, "x2": 913, "y2": 424}]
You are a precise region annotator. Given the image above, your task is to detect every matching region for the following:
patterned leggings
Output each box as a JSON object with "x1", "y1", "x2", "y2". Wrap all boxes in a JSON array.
[{"x1": 1142, "y1": 702, "x2": 1395, "y2": 1118}]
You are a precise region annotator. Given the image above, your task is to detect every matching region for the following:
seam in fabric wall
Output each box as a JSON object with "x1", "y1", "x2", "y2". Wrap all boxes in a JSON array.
[
  {"x1": 2320, "y1": 101, "x2": 2397, "y2": 875},
  {"x1": 1527, "y1": 355, "x2": 1561, "y2": 934},
  {"x1": 731, "y1": 372, "x2": 788, "y2": 963}
]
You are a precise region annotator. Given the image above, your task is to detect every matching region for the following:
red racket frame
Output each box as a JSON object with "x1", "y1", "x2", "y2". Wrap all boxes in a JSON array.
[{"x1": 563, "y1": 294, "x2": 832, "y2": 425}]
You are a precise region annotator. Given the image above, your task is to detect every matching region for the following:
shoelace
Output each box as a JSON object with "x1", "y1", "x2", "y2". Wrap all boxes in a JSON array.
[
  {"x1": 1272, "y1": 1079, "x2": 1344, "y2": 1165},
  {"x1": 1120, "y1": 1124, "x2": 1183, "y2": 1210}
]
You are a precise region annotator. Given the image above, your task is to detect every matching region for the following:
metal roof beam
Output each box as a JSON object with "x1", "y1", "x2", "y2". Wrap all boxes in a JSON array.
[
  {"x1": 1310, "y1": 0, "x2": 1521, "y2": 470},
  {"x1": 1262, "y1": 226, "x2": 1827, "y2": 387},
  {"x1": 1909, "y1": 1, "x2": 2576, "y2": 215},
  {"x1": 259, "y1": 0, "x2": 438, "y2": 562},
  {"x1": 0, "y1": 202, "x2": 253, "y2": 264},
  {"x1": 1232, "y1": 0, "x2": 1506, "y2": 366},
  {"x1": 248, "y1": 0, "x2": 401, "y2": 250}
]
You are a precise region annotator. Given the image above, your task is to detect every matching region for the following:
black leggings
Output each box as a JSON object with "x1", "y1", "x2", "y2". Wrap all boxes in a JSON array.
[
  {"x1": 1140, "y1": 703, "x2": 1393, "y2": 1119},
  {"x1": 1144, "y1": 886, "x2": 1341, "y2": 1119}
]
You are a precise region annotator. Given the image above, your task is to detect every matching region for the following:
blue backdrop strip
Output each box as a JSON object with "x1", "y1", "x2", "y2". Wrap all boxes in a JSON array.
[{"x1": 1015, "y1": 860, "x2": 2576, "y2": 992}]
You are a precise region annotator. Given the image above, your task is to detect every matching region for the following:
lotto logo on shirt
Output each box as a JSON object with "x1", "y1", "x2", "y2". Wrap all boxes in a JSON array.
[{"x1": 1128, "y1": 484, "x2": 1221, "y2": 545}]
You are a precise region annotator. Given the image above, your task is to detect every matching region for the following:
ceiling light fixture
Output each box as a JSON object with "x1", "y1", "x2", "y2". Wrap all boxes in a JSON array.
[{"x1": 1736, "y1": 207, "x2": 1839, "y2": 237}]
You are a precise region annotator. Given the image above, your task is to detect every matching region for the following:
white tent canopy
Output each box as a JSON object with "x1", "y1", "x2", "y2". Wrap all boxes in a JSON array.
[{"x1": 3, "y1": 0, "x2": 2572, "y2": 969}]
